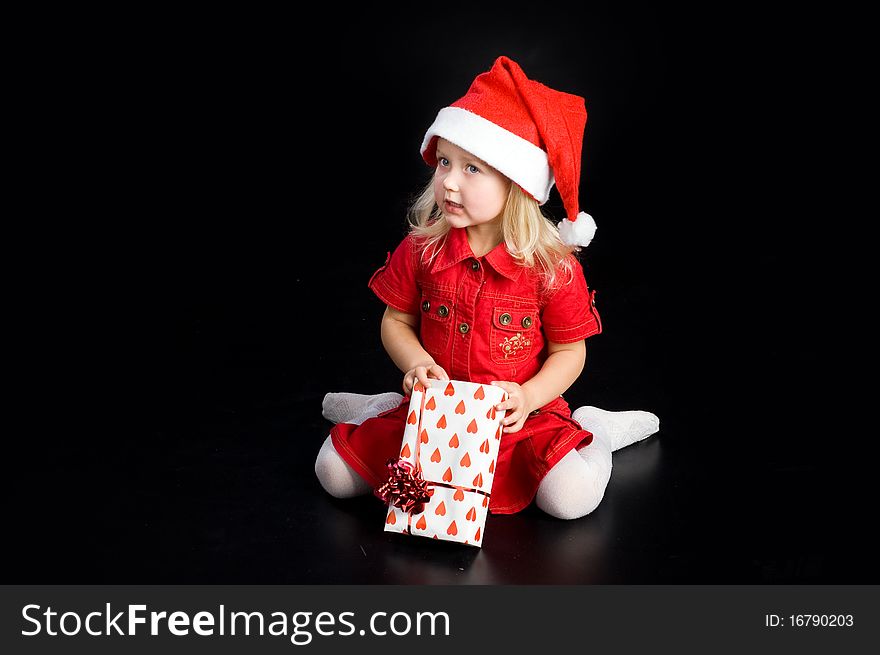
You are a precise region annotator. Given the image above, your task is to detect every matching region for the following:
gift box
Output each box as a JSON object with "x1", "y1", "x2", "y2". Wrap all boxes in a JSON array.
[{"x1": 375, "y1": 379, "x2": 508, "y2": 547}]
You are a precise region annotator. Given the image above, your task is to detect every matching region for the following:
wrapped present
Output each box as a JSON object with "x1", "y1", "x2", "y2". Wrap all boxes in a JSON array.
[{"x1": 375, "y1": 379, "x2": 508, "y2": 547}]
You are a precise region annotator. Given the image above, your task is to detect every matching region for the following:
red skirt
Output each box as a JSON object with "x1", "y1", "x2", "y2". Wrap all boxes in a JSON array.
[{"x1": 330, "y1": 395, "x2": 593, "y2": 515}]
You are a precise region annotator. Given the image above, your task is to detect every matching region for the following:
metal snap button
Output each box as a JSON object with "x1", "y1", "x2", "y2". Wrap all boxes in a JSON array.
[
  {"x1": 438, "y1": 305, "x2": 449, "y2": 317},
  {"x1": 471, "y1": 259, "x2": 480, "y2": 271},
  {"x1": 499, "y1": 313, "x2": 512, "y2": 326},
  {"x1": 521, "y1": 316, "x2": 533, "y2": 328},
  {"x1": 422, "y1": 300, "x2": 430, "y2": 312},
  {"x1": 459, "y1": 322, "x2": 470, "y2": 334}
]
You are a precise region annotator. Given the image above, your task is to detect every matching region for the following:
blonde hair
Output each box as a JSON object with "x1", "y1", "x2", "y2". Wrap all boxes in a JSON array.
[{"x1": 406, "y1": 176, "x2": 578, "y2": 290}]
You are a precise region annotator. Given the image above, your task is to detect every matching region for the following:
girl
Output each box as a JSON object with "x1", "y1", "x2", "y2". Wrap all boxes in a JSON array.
[{"x1": 315, "y1": 56, "x2": 659, "y2": 520}]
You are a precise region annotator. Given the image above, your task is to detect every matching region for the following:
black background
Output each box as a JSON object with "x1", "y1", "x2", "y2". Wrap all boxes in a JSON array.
[{"x1": 8, "y1": 7, "x2": 870, "y2": 583}]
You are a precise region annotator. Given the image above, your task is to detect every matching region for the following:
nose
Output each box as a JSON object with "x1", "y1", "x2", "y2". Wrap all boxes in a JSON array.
[{"x1": 442, "y1": 168, "x2": 460, "y2": 192}]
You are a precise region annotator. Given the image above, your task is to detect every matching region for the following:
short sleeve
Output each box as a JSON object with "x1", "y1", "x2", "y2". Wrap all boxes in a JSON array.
[
  {"x1": 368, "y1": 234, "x2": 421, "y2": 315},
  {"x1": 541, "y1": 257, "x2": 603, "y2": 343}
]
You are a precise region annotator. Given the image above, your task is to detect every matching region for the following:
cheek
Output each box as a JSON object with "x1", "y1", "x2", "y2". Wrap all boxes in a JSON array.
[
  {"x1": 477, "y1": 181, "x2": 508, "y2": 215},
  {"x1": 433, "y1": 175, "x2": 446, "y2": 203}
]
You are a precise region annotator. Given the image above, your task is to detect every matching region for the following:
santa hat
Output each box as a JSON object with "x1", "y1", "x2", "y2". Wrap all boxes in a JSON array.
[{"x1": 421, "y1": 55, "x2": 597, "y2": 247}]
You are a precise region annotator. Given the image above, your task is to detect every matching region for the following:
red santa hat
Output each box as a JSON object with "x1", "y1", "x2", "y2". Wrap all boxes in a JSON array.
[{"x1": 421, "y1": 55, "x2": 597, "y2": 247}]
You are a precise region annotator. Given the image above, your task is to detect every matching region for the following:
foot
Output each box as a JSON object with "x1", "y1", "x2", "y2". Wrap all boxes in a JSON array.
[
  {"x1": 571, "y1": 406, "x2": 660, "y2": 452},
  {"x1": 322, "y1": 392, "x2": 405, "y2": 425}
]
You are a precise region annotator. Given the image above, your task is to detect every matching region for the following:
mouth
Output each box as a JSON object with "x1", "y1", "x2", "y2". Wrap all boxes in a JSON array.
[{"x1": 444, "y1": 199, "x2": 463, "y2": 209}]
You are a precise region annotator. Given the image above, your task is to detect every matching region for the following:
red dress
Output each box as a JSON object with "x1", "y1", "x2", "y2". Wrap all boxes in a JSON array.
[{"x1": 331, "y1": 227, "x2": 603, "y2": 514}]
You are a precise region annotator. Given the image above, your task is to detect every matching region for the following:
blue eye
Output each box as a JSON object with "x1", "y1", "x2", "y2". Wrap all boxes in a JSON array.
[
  {"x1": 439, "y1": 157, "x2": 449, "y2": 167},
  {"x1": 467, "y1": 164, "x2": 480, "y2": 174}
]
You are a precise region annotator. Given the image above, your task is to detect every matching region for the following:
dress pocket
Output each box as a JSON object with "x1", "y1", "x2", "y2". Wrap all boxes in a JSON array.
[
  {"x1": 419, "y1": 289, "x2": 454, "y2": 359},
  {"x1": 489, "y1": 305, "x2": 537, "y2": 365}
]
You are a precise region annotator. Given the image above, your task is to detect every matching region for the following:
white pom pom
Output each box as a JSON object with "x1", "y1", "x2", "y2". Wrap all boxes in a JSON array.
[{"x1": 558, "y1": 212, "x2": 597, "y2": 247}]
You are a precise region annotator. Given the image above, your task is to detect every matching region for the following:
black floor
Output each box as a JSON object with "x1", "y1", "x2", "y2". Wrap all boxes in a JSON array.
[{"x1": 9, "y1": 262, "x2": 873, "y2": 584}]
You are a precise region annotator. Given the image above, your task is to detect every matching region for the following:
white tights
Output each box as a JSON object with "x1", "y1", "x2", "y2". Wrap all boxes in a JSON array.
[{"x1": 314, "y1": 392, "x2": 659, "y2": 520}]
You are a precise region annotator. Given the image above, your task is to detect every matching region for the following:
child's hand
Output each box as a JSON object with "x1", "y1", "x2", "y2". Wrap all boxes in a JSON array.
[
  {"x1": 403, "y1": 362, "x2": 449, "y2": 394},
  {"x1": 490, "y1": 381, "x2": 533, "y2": 434}
]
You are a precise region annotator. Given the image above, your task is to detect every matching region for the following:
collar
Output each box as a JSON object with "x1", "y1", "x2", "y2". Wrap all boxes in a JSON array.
[{"x1": 429, "y1": 227, "x2": 524, "y2": 281}]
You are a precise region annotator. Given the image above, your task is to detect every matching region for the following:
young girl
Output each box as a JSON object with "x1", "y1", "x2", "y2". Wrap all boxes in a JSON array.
[{"x1": 315, "y1": 56, "x2": 659, "y2": 520}]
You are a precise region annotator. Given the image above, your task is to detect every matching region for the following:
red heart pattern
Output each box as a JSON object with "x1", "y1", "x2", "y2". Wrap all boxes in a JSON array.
[{"x1": 386, "y1": 379, "x2": 509, "y2": 546}]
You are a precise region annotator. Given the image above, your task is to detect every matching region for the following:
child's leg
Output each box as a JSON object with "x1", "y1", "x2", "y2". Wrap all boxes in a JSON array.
[
  {"x1": 572, "y1": 406, "x2": 660, "y2": 452},
  {"x1": 535, "y1": 431, "x2": 613, "y2": 520},
  {"x1": 322, "y1": 392, "x2": 404, "y2": 425},
  {"x1": 316, "y1": 393, "x2": 405, "y2": 498},
  {"x1": 314, "y1": 435, "x2": 373, "y2": 498}
]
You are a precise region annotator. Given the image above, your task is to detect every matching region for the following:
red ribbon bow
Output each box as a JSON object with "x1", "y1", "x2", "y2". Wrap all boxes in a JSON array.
[{"x1": 374, "y1": 457, "x2": 433, "y2": 514}]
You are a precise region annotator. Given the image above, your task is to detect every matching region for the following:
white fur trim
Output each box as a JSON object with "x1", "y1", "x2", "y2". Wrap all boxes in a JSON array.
[
  {"x1": 421, "y1": 106, "x2": 554, "y2": 204},
  {"x1": 558, "y1": 212, "x2": 597, "y2": 247}
]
